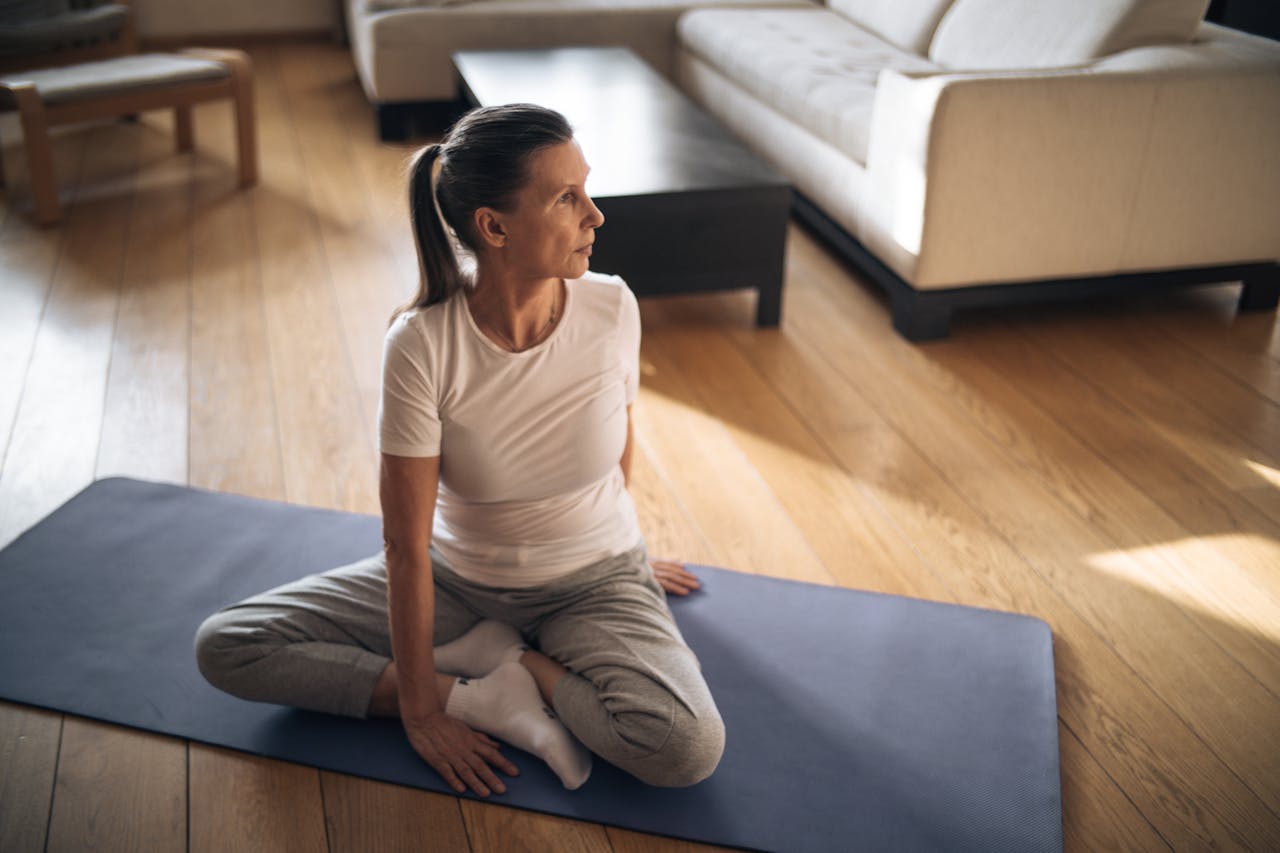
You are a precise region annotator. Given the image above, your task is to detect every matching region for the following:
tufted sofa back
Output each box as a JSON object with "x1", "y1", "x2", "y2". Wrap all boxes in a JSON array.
[
  {"x1": 929, "y1": 0, "x2": 1211, "y2": 68},
  {"x1": 826, "y1": 0, "x2": 954, "y2": 55}
]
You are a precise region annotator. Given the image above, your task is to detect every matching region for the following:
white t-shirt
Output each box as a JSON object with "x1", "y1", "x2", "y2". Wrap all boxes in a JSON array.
[{"x1": 378, "y1": 271, "x2": 643, "y2": 587}]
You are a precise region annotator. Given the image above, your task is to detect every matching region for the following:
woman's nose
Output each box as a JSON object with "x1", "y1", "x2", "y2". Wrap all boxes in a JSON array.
[{"x1": 585, "y1": 195, "x2": 605, "y2": 228}]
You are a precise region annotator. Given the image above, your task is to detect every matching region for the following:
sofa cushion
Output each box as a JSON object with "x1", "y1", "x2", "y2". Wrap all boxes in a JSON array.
[
  {"x1": 678, "y1": 9, "x2": 938, "y2": 164},
  {"x1": 826, "y1": 0, "x2": 954, "y2": 56},
  {"x1": 930, "y1": 0, "x2": 1210, "y2": 69}
]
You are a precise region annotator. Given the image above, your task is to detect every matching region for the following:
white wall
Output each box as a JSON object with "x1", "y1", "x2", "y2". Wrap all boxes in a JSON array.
[{"x1": 131, "y1": 0, "x2": 337, "y2": 38}]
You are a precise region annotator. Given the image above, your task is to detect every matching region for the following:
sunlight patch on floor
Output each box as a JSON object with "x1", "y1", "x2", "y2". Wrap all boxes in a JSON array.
[
  {"x1": 1087, "y1": 534, "x2": 1280, "y2": 643},
  {"x1": 1243, "y1": 459, "x2": 1280, "y2": 490}
]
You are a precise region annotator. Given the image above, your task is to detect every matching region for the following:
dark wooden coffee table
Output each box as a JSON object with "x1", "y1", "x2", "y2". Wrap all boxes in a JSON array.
[{"x1": 453, "y1": 47, "x2": 791, "y2": 326}]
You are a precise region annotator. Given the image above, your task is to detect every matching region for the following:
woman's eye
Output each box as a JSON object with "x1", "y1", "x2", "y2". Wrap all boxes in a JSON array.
[{"x1": 560, "y1": 192, "x2": 574, "y2": 203}]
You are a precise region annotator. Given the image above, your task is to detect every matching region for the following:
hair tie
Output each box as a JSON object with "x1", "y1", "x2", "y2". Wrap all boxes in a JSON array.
[{"x1": 429, "y1": 151, "x2": 451, "y2": 235}]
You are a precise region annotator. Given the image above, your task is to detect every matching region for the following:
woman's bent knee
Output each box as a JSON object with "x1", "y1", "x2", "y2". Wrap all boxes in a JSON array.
[
  {"x1": 626, "y1": 703, "x2": 726, "y2": 788},
  {"x1": 193, "y1": 609, "x2": 261, "y2": 692}
]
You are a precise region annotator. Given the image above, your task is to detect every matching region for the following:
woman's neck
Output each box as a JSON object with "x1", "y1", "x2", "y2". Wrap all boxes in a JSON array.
[{"x1": 467, "y1": 273, "x2": 563, "y2": 352}]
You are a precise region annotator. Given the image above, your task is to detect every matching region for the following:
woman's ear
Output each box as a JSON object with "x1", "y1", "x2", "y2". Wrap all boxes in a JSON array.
[{"x1": 473, "y1": 207, "x2": 507, "y2": 249}]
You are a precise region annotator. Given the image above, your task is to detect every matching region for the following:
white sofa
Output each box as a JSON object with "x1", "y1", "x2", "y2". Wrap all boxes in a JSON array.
[
  {"x1": 676, "y1": 0, "x2": 1280, "y2": 336},
  {"x1": 346, "y1": 0, "x2": 1280, "y2": 338}
]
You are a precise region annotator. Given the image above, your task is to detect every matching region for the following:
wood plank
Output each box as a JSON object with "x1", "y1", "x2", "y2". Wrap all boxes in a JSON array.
[
  {"x1": 1095, "y1": 313, "x2": 1280, "y2": 451},
  {"x1": 0, "y1": 122, "x2": 137, "y2": 547},
  {"x1": 0, "y1": 228, "x2": 61, "y2": 464},
  {"x1": 654, "y1": 320, "x2": 946, "y2": 598},
  {"x1": 460, "y1": 800, "x2": 612, "y2": 852},
  {"x1": 320, "y1": 771, "x2": 471, "y2": 852},
  {"x1": 275, "y1": 44, "x2": 405, "y2": 441},
  {"x1": 45, "y1": 718, "x2": 185, "y2": 852},
  {"x1": 0, "y1": 121, "x2": 89, "y2": 451},
  {"x1": 188, "y1": 150, "x2": 284, "y2": 500},
  {"x1": 779, "y1": 230, "x2": 1280, "y2": 848},
  {"x1": 607, "y1": 829, "x2": 737, "y2": 853},
  {"x1": 1150, "y1": 294, "x2": 1280, "y2": 407},
  {"x1": 1057, "y1": 721, "x2": 1170, "y2": 853},
  {"x1": 628, "y1": 438, "x2": 719, "y2": 569},
  {"x1": 0, "y1": 701, "x2": 62, "y2": 853},
  {"x1": 96, "y1": 123, "x2": 192, "y2": 483},
  {"x1": 251, "y1": 45, "x2": 377, "y2": 514},
  {"x1": 955, "y1": 322, "x2": 1280, "y2": 681},
  {"x1": 634, "y1": 311, "x2": 833, "y2": 584},
  {"x1": 328, "y1": 59, "x2": 424, "y2": 296},
  {"x1": 189, "y1": 747, "x2": 328, "y2": 853},
  {"x1": 1038, "y1": 315, "x2": 1280, "y2": 493}
]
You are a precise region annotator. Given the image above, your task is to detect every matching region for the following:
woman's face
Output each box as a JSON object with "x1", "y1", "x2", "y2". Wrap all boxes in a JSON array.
[{"x1": 490, "y1": 139, "x2": 605, "y2": 282}]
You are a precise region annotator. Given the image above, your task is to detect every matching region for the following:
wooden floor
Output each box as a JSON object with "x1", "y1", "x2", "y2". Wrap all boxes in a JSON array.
[{"x1": 1, "y1": 42, "x2": 1278, "y2": 853}]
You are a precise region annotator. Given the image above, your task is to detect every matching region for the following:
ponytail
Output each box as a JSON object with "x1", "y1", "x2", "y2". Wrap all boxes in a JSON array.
[{"x1": 393, "y1": 143, "x2": 469, "y2": 323}]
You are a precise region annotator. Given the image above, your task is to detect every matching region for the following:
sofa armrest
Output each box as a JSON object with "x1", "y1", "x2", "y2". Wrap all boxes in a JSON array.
[{"x1": 862, "y1": 61, "x2": 1280, "y2": 289}]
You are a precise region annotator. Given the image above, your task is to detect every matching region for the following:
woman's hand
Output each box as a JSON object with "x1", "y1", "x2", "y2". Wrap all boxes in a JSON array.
[
  {"x1": 403, "y1": 710, "x2": 519, "y2": 797},
  {"x1": 650, "y1": 559, "x2": 701, "y2": 596}
]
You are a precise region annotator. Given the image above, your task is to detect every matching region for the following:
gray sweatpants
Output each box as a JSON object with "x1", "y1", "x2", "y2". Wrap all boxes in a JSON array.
[{"x1": 194, "y1": 545, "x2": 725, "y2": 787}]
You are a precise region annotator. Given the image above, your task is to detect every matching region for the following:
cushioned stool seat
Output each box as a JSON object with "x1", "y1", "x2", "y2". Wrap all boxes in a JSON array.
[{"x1": 0, "y1": 49, "x2": 257, "y2": 225}]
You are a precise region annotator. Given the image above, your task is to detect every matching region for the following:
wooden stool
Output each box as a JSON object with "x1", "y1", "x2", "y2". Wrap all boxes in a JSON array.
[{"x1": 0, "y1": 48, "x2": 257, "y2": 226}]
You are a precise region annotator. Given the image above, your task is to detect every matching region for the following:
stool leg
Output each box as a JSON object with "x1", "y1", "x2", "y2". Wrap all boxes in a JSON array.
[
  {"x1": 175, "y1": 105, "x2": 194, "y2": 152},
  {"x1": 10, "y1": 84, "x2": 61, "y2": 226},
  {"x1": 226, "y1": 54, "x2": 257, "y2": 187},
  {"x1": 180, "y1": 47, "x2": 257, "y2": 187}
]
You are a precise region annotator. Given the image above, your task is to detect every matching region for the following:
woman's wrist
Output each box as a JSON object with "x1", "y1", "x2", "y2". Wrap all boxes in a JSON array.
[{"x1": 396, "y1": 663, "x2": 445, "y2": 720}]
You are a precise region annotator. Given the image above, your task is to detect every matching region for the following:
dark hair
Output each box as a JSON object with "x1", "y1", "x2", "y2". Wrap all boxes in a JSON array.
[{"x1": 394, "y1": 104, "x2": 575, "y2": 322}]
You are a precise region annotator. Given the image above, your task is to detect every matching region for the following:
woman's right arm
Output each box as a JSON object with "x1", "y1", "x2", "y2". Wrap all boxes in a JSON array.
[{"x1": 380, "y1": 452, "x2": 517, "y2": 796}]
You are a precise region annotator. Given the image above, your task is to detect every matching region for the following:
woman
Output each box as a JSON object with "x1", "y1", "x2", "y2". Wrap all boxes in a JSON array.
[{"x1": 195, "y1": 104, "x2": 725, "y2": 797}]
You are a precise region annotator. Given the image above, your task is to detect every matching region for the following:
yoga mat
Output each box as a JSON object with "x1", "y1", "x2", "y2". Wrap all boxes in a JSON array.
[{"x1": 0, "y1": 478, "x2": 1062, "y2": 852}]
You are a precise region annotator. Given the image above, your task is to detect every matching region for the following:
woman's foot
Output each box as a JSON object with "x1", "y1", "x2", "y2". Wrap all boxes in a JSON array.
[
  {"x1": 445, "y1": 661, "x2": 592, "y2": 790},
  {"x1": 434, "y1": 620, "x2": 527, "y2": 678}
]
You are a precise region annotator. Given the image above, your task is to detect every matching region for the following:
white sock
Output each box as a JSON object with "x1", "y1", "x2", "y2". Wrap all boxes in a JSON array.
[
  {"x1": 434, "y1": 620, "x2": 527, "y2": 678},
  {"x1": 445, "y1": 661, "x2": 592, "y2": 790}
]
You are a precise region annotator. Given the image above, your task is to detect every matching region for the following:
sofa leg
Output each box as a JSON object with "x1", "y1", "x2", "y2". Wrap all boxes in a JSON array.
[
  {"x1": 1238, "y1": 265, "x2": 1280, "y2": 312},
  {"x1": 892, "y1": 297, "x2": 951, "y2": 341}
]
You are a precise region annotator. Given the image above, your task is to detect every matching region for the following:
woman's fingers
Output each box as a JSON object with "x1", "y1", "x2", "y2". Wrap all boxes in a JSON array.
[
  {"x1": 650, "y1": 559, "x2": 701, "y2": 596},
  {"x1": 478, "y1": 740, "x2": 521, "y2": 776},
  {"x1": 407, "y1": 714, "x2": 516, "y2": 797},
  {"x1": 465, "y1": 751, "x2": 509, "y2": 795},
  {"x1": 457, "y1": 761, "x2": 494, "y2": 797},
  {"x1": 433, "y1": 757, "x2": 467, "y2": 794}
]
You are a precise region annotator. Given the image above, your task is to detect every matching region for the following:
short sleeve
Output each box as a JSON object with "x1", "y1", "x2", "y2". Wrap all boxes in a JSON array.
[
  {"x1": 378, "y1": 317, "x2": 442, "y2": 457},
  {"x1": 618, "y1": 280, "x2": 641, "y2": 405}
]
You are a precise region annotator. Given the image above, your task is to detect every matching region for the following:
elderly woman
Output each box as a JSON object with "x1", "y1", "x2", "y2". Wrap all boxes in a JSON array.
[{"x1": 195, "y1": 104, "x2": 725, "y2": 797}]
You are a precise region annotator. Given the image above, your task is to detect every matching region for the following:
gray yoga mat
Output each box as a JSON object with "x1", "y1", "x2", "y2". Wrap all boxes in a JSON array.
[{"x1": 0, "y1": 478, "x2": 1062, "y2": 852}]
